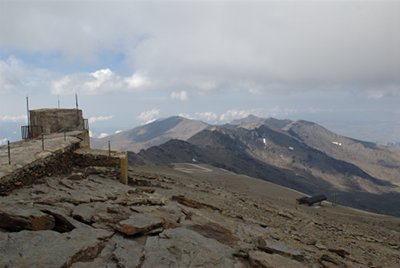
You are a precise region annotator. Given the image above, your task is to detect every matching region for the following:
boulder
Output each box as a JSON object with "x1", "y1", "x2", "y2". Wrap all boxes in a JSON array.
[
  {"x1": 116, "y1": 213, "x2": 164, "y2": 236},
  {"x1": 112, "y1": 234, "x2": 144, "y2": 268},
  {"x1": 258, "y1": 238, "x2": 304, "y2": 261},
  {"x1": 249, "y1": 250, "x2": 307, "y2": 268},
  {"x1": 0, "y1": 227, "x2": 112, "y2": 267},
  {"x1": 171, "y1": 195, "x2": 221, "y2": 211},
  {"x1": 0, "y1": 206, "x2": 55, "y2": 231},
  {"x1": 141, "y1": 227, "x2": 241, "y2": 267}
]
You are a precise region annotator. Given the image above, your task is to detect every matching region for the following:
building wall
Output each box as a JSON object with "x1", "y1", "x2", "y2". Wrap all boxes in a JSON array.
[{"x1": 30, "y1": 109, "x2": 85, "y2": 135}]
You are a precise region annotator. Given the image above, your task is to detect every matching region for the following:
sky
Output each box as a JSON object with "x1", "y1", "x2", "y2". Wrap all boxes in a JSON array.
[{"x1": 0, "y1": 0, "x2": 399, "y2": 144}]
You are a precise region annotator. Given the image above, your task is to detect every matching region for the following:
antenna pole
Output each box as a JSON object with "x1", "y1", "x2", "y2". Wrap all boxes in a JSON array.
[
  {"x1": 26, "y1": 96, "x2": 30, "y2": 126},
  {"x1": 75, "y1": 93, "x2": 79, "y2": 109}
]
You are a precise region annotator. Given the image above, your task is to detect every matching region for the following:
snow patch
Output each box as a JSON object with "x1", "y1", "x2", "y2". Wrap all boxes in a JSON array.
[{"x1": 332, "y1": 141, "x2": 342, "y2": 146}]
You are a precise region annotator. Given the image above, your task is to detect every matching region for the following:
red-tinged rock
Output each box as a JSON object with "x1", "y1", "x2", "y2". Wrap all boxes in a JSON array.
[
  {"x1": 0, "y1": 206, "x2": 55, "y2": 231},
  {"x1": 116, "y1": 213, "x2": 164, "y2": 236}
]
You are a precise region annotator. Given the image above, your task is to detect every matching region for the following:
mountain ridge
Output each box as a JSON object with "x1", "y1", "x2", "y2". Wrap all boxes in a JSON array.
[{"x1": 125, "y1": 115, "x2": 400, "y2": 217}]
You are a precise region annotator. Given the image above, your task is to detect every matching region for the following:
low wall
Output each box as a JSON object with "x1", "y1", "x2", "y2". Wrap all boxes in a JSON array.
[
  {"x1": 73, "y1": 150, "x2": 128, "y2": 184},
  {"x1": 0, "y1": 138, "x2": 128, "y2": 196},
  {"x1": 0, "y1": 142, "x2": 80, "y2": 196}
]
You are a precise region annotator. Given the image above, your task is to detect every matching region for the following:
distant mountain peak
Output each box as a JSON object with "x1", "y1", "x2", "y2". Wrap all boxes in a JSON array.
[
  {"x1": 92, "y1": 115, "x2": 208, "y2": 153},
  {"x1": 230, "y1": 114, "x2": 264, "y2": 125}
]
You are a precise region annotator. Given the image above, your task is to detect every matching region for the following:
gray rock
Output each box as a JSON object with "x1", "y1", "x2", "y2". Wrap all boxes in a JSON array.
[
  {"x1": 0, "y1": 206, "x2": 55, "y2": 231},
  {"x1": 72, "y1": 202, "x2": 132, "y2": 227},
  {"x1": 258, "y1": 238, "x2": 305, "y2": 261},
  {"x1": 249, "y1": 250, "x2": 307, "y2": 268},
  {"x1": 67, "y1": 172, "x2": 85, "y2": 181},
  {"x1": 112, "y1": 234, "x2": 144, "y2": 268},
  {"x1": 141, "y1": 227, "x2": 241, "y2": 267},
  {"x1": 0, "y1": 227, "x2": 112, "y2": 268},
  {"x1": 116, "y1": 213, "x2": 164, "y2": 236}
]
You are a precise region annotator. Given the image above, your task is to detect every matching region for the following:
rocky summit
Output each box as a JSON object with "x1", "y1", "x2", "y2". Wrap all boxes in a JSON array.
[{"x1": 1, "y1": 164, "x2": 399, "y2": 267}]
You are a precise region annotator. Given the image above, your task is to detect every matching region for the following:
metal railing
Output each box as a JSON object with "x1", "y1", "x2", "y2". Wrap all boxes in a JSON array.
[{"x1": 21, "y1": 125, "x2": 43, "y2": 139}]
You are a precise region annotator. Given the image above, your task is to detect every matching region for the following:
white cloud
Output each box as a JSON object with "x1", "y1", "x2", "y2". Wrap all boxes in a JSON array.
[
  {"x1": 88, "y1": 115, "x2": 113, "y2": 124},
  {"x1": 51, "y1": 69, "x2": 149, "y2": 95},
  {"x1": 0, "y1": 56, "x2": 51, "y2": 94},
  {"x1": 170, "y1": 90, "x2": 188, "y2": 101},
  {"x1": 178, "y1": 113, "x2": 193, "y2": 119},
  {"x1": 366, "y1": 88, "x2": 400, "y2": 100},
  {"x1": 0, "y1": 114, "x2": 27, "y2": 122},
  {"x1": 125, "y1": 73, "x2": 149, "y2": 89},
  {"x1": 97, "y1": 133, "x2": 109, "y2": 139},
  {"x1": 138, "y1": 108, "x2": 160, "y2": 124},
  {"x1": 196, "y1": 112, "x2": 218, "y2": 122},
  {"x1": 0, "y1": 138, "x2": 8, "y2": 145},
  {"x1": 219, "y1": 109, "x2": 262, "y2": 122},
  {"x1": 367, "y1": 91, "x2": 385, "y2": 100},
  {"x1": 1, "y1": 1, "x2": 398, "y2": 98}
]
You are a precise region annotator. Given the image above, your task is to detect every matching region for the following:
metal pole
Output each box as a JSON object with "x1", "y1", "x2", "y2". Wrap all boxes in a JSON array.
[
  {"x1": 108, "y1": 140, "x2": 111, "y2": 157},
  {"x1": 7, "y1": 141, "x2": 11, "y2": 165},
  {"x1": 26, "y1": 95, "x2": 30, "y2": 126},
  {"x1": 42, "y1": 134, "x2": 44, "y2": 151},
  {"x1": 75, "y1": 93, "x2": 79, "y2": 109}
]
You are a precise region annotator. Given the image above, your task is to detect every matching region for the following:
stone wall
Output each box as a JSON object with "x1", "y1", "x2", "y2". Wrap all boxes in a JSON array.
[
  {"x1": 73, "y1": 150, "x2": 128, "y2": 184},
  {"x1": 30, "y1": 109, "x2": 85, "y2": 136},
  {"x1": 0, "y1": 140, "x2": 128, "y2": 196},
  {"x1": 0, "y1": 142, "x2": 80, "y2": 196}
]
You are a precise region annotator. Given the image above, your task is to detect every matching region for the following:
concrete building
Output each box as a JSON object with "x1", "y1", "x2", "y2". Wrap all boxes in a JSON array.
[{"x1": 23, "y1": 108, "x2": 88, "y2": 139}]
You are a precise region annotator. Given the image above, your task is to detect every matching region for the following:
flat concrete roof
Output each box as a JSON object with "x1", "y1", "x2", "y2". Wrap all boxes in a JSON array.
[
  {"x1": 0, "y1": 131, "x2": 83, "y2": 179},
  {"x1": 30, "y1": 108, "x2": 82, "y2": 112}
]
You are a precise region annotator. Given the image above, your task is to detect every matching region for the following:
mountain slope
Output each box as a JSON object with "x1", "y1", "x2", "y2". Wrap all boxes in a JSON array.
[
  {"x1": 130, "y1": 123, "x2": 400, "y2": 216},
  {"x1": 285, "y1": 120, "x2": 400, "y2": 186},
  {"x1": 231, "y1": 115, "x2": 293, "y2": 130},
  {"x1": 92, "y1": 116, "x2": 208, "y2": 152}
]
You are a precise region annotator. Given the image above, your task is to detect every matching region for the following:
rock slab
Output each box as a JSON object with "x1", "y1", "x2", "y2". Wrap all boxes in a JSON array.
[{"x1": 116, "y1": 213, "x2": 164, "y2": 236}]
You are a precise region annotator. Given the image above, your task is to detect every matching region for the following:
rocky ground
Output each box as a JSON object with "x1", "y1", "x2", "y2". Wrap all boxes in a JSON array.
[{"x1": 1, "y1": 163, "x2": 399, "y2": 267}]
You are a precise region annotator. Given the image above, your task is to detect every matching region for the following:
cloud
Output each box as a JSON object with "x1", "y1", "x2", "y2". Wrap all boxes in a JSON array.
[
  {"x1": 1, "y1": 1, "x2": 398, "y2": 97},
  {"x1": 138, "y1": 108, "x2": 160, "y2": 124},
  {"x1": 178, "y1": 113, "x2": 193, "y2": 119},
  {"x1": 88, "y1": 115, "x2": 113, "y2": 124},
  {"x1": 170, "y1": 90, "x2": 188, "y2": 101},
  {"x1": 219, "y1": 109, "x2": 262, "y2": 122},
  {"x1": 97, "y1": 133, "x2": 109, "y2": 139},
  {"x1": 0, "y1": 56, "x2": 51, "y2": 94},
  {"x1": 51, "y1": 69, "x2": 149, "y2": 95},
  {"x1": 0, "y1": 114, "x2": 27, "y2": 122},
  {"x1": 196, "y1": 112, "x2": 218, "y2": 122},
  {"x1": 366, "y1": 87, "x2": 400, "y2": 100}
]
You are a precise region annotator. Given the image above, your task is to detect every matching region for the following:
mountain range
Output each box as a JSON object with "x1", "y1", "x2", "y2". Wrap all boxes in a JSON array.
[{"x1": 93, "y1": 115, "x2": 400, "y2": 217}]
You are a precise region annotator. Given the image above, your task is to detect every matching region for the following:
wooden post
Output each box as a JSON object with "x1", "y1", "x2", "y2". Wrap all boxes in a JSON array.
[
  {"x1": 119, "y1": 152, "x2": 128, "y2": 184},
  {"x1": 7, "y1": 140, "x2": 11, "y2": 165},
  {"x1": 108, "y1": 140, "x2": 111, "y2": 157}
]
